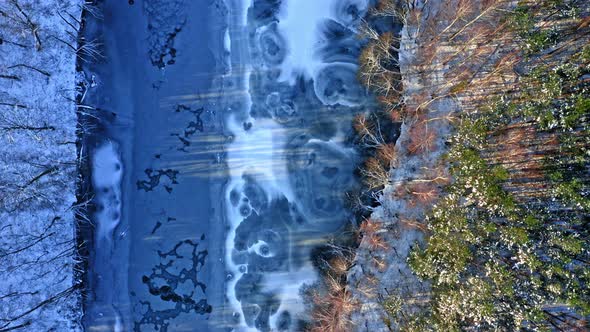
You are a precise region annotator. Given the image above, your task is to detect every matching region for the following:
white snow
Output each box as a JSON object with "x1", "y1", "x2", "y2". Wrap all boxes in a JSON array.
[
  {"x1": 92, "y1": 142, "x2": 123, "y2": 243},
  {"x1": 276, "y1": 0, "x2": 369, "y2": 84},
  {"x1": 0, "y1": 0, "x2": 84, "y2": 330},
  {"x1": 266, "y1": 264, "x2": 318, "y2": 329},
  {"x1": 223, "y1": 113, "x2": 298, "y2": 330},
  {"x1": 276, "y1": 0, "x2": 335, "y2": 83},
  {"x1": 225, "y1": 115, "x2": 295, "y2": 201},
  {"x1": 224, "y1": 27, "x2": 232, "y2": 52},
  {"x1": 92, "y1": 142, "x2": 123, "y2": 188}
]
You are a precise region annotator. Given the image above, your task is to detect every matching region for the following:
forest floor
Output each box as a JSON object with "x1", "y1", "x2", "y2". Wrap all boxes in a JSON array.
[{"x1": 0, "y1": 0, "x2": 84, "y2": 330}]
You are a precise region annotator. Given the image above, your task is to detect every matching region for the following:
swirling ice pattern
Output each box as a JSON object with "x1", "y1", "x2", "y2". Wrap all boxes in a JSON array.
[{"x1": 224, "y1": 0, "x2": 370, "y2": 330}]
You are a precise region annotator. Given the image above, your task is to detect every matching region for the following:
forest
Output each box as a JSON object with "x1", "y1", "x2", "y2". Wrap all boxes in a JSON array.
[{"x1": 337, "y1": 0, "x2": 590, "y2": 331}]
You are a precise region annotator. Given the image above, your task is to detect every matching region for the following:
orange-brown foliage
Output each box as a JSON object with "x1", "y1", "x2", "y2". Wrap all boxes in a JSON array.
[
  {"x1": 366, "y1": 273, "x2": 379, "y2": 286},
  {"x1": 353, "y1": 113, "x2": 371, "y2": 136},
  {"x1": 311, "y1": 289, "x2": 356, "y2": 332},
  {"x1": 360, "y1": 219, "x2": 389, "y2": 251},
  {"x1": 388, "y1": 108, "x2": 404, "y2": 122},
  {"x1": 407, "y1": 182, "x2": 439, "y2": 206},
  {"x1": 329, "y1": 256, "x2": 351, "y2": 277},
  {"x1": 400, "y1": 218, "x2": 429, "y2": 232},
  {"x1": 371, "y1": 256, "x2": 388, "y2": 272},
  {"x1": 360, "y1": 219, "x2": 382, "y2": 237},
  {"x1": 366, "y1": 233, "x2": 389, "y2": 251},
  {"x1": 377, "y1": 93, "x2": 403, "y2": 116},
  {"x1": 376, "y1": 143, "x2": 397, "y2": 166},
  {"x1": 420, "y1": 163, "x2": 451, "y2": 185},
  {"x1": 407, "y1": 122, "x2": 437, "y2": 154},
  {"x1": 357, "y1": 282, "x2": 377, "y2": 299},
  {"x1": 362, "y1": 157, "x2": 389, "y2": 189},
  {"x1": 325, "y1": 274, "x2": 345, "y2": 294}
]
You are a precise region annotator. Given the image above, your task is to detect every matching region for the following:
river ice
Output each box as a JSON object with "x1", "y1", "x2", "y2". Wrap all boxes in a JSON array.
[
  {"x1": 222, "y1": 0, "x2": 371, "y2": 330},
  {"x1": 82, "y1": 0, "x2": 374, "y2": 330}
]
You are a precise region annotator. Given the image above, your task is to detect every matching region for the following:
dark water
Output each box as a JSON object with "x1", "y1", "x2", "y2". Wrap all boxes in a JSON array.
[{"x1": 81, "y1": 0, "x2": 376, "y2": 331}]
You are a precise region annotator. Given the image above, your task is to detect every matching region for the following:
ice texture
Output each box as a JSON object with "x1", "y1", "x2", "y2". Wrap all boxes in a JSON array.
[{"x1": 220, "y1": 0, "x2": 372, "y2": 330}]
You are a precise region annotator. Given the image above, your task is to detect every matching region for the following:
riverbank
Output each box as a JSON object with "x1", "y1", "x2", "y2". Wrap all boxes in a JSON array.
[{"x1": 0, "y1": 0, "x2": 83, "y2": 330}]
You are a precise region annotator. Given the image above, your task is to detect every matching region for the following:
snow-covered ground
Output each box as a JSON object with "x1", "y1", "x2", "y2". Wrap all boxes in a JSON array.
[{"x1": 0, "y1": 0, "x2": 83, "y2": 330}]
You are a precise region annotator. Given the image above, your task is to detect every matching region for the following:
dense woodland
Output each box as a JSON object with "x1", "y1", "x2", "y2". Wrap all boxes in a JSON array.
[{"x1": 329, "y1": 0, "x2": 590, "y2": 331}]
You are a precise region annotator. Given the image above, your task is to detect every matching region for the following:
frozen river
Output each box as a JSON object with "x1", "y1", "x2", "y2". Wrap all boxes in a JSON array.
[{"x1": 82, "y1": 0, "x2": 376, "y2": 331}]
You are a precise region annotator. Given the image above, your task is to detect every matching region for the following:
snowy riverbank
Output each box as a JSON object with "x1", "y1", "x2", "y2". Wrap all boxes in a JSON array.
[{"x1": 0, "y1": 0, "x2": 83, "y2": 330}]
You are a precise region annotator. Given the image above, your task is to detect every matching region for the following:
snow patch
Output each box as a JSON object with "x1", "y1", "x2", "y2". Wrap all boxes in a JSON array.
[
  {"x1": 276, "y1": 0, "x2": 335, "y2": 83},
  {"x1": 92, "y1": 142, "x2": 123, "y2": 243},
  {"x1": 276, "y1": 0, "x2": 368, "y2": 83},
  {"x1": 224, "y1": 28, "x2": 231, "y2": 53}
]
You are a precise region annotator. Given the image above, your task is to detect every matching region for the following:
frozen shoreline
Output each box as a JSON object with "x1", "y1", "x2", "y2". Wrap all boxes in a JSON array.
[{"x1": 0, "y1": 0, "x2": 84, "y2": 330}]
